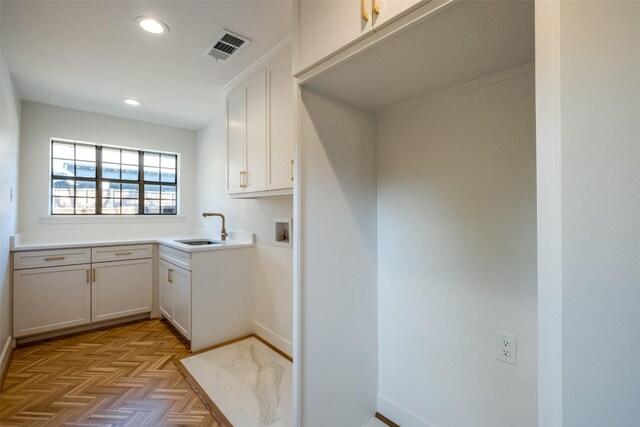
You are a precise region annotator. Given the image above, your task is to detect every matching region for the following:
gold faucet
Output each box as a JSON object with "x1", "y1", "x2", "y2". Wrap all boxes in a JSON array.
[{"x1": 202, "y1": 212, "x2": 228, "y2": 241}]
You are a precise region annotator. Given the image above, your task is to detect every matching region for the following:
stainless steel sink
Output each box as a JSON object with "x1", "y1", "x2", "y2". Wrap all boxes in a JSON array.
[{"x1": 176, "y1": 239, "x2": 221, "y2": 246}]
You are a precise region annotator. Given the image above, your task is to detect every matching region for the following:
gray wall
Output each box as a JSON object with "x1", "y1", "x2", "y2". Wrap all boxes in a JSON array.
[
  {"x1": 377, "y1": 72, "x2": 537, "y2": 427},
  {"x1": 560, "y1": 2, "x2": 640, "y2": 425},
  {"x1": 0, "y1": 53, "x2": 21, "y2": 369},
  {"x1": 298, "y1": 88, "x2": 378, "y2": 426}
]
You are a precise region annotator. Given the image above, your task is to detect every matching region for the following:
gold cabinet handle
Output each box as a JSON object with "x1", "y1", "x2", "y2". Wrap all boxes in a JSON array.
[
  {"x1": 372, "y1": 0, "x2": 381, "y2": 15},
  {"x1": 361, "y1": 0, "x2": 370, "y2": 21},
  {"x1": 86, "y1": 269, "x2": 90, "y2": 284},
  {"x1": 92, "y1": 268, "x2": 96, "y2": 282},
  {"x1": 168, "y1": 268, "x2": 174, "y2": 283},
  {"x1": 290, "y1": 160, "x2": 294, "y2": 182},
  {"x1": 115, "y1": 251, "x2": 132, "y2": 256},
  {"x1": 45, "y1": 256, "x2": 65, "y2": 261}
]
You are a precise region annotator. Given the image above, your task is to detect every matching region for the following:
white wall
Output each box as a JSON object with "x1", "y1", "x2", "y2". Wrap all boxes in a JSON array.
[
  {"x1": 0, "y1": 53, "x2": 21, "y2": 375},
  {"x1": 558, "y1": 3, "x2": 640, "y2": 425},
  {"x1": 195, "y1": 119, "x2": 293, "y2": 355},
  {"x1": 377, "y1": 72, "x2": 537, "y2": 427},
  {"x1": 17, "y1": 101, "x2": 197, "y2": 240},
  {"x1": 298, "y1": 88, "x2": 378, "y2": 427}
]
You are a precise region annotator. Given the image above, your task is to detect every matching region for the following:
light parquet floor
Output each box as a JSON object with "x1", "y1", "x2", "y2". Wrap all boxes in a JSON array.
[{"x1": 0, "y1": 319, "x2": 221, "y2": 427}]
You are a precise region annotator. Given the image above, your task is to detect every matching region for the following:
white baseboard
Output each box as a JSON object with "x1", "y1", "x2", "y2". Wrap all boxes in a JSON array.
[
  {"x1": 0, "y1": 335, "x2": 15, "y2": 380},
  {"x1": 377, "y1": 393, "x2": 436, "y2": 427},
  {"x1": 253, "y1": 321, "x2": 292, "y2": 358}
]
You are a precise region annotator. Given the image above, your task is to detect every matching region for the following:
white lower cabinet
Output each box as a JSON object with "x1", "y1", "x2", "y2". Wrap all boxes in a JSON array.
[
  {"x1": 13, "y1": 244, "x2": 153, "y2": 340},
  {"x1": 158, "y1": 244, "x2": 253, "y2": 351},
  {"x1": 13, "y1": 264, "x2": 92, "y2": 338},
  {"x1": 159, "y1": 258, "x2": 191, "y2": 339},
  {"x1": 160, "y1": 259, "x2": 191, "y2": 340},
  {"x1": 92, "y1": 258, "x2": 153, "y2": 322}
]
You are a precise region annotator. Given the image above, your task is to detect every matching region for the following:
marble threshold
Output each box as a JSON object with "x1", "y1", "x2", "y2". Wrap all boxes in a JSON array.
[{"x1": 177, "y1": 336, "x2": 292, "y2": 427}]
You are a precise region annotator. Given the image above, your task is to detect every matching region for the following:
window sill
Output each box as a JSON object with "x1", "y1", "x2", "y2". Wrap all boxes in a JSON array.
[{"x1": 40, "y1": 215, "x2": 186, "y2": 224}]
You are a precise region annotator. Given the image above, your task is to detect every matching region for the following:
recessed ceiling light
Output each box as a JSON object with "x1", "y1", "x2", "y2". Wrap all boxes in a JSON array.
[
  {"x1": 123, "y1": 98, "x2": 142, "y2": 106},
  {"x1": 135, "y1": 17, "x2": 168, "y2": 34}
]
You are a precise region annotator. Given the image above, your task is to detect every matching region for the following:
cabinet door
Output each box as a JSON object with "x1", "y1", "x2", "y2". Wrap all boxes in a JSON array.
[
  {"x1": 295, "y1": 0, "x2": 373, "y2": 74},
  {"x1": 227, "y1": 86, "x2": 246, "y2": 194},
  {"x1": 171, "y1": 266, "x2": 191, "y2": 340},
  {"x1": 267, "y1": 46, "x2": 295, "y2": 190},
  {"x1": 13, "y1": 264, "x2": 91, "y2": 337},
  {"x1": 92, "y1": 259, "x2": 152, "y2": 322},
  {"x1": 244, "y1": 70, "x2": 267, "y2": 192},
  {"x1": 159, "y1": 259, "x2": 174, "y2": 321},
  {"x1": 372, "y1": 0, "x2": 428, "y2": 29}
]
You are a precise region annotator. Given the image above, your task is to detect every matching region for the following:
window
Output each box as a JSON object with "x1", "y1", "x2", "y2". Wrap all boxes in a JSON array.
[{"x1": 50, "y1": 140, "x2": 178, "y2": 215}]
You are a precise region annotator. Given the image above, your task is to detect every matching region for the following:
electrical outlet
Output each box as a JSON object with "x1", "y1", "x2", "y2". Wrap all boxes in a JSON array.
[{"x1": 496, "y1": 331, "x2": 517, "y2": 365}]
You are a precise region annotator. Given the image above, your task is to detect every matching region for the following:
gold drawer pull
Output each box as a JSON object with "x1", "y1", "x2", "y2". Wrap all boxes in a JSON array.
[
  {"x1": 373, "y1": 0, "x2": 381, "y2": 15},
  {"x1": 168, "y1": 268, "x2": 174, "y2": 283},
  {"x1": 362, "y1": 0, "x2": 370, "y2": 21},
  {"x1": 290, "y1": 160, "x2": 294, "y2": 182},
  {"x1": 92, "y1": 268, "x2": 96, "y2": 282},
  {"x1": 115, "y1": 251, "x2": 133, "y2": 256},
  {"x1": 86, "y1": 269, "x2": 90, "y2": 284},
  {"x1": 44, "y1": 256, "x2": 65, "y2": 261}
]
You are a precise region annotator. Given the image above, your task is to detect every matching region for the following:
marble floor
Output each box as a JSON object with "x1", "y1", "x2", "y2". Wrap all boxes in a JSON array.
[
  {"x1": 362, "y1": 417, "x2": 390, "y2": 427},
  {"x1": 180, "y1": 337, "x2": 292, "y2": 427}
]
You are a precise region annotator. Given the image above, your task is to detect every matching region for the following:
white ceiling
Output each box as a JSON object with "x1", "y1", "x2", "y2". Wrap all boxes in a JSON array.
[
  {"x1": 305, "y1": 0, "x2": 534, "y2": 112},
  {"x1": 1, "y1": 0, "x2": 293, "y2": 130}
]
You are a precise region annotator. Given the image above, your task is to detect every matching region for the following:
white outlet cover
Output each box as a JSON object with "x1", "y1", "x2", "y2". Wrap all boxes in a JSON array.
[{"x1": 496, "y1": 331, "x2": 517, "y2": 365}]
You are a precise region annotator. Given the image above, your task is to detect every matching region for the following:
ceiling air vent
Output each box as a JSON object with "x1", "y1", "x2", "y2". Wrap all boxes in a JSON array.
[{"x1": 206, "y1": 30, "x2": 250, "y2": 62}]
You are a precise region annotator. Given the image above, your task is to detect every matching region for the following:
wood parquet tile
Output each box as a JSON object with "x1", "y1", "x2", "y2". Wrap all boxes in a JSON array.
[{"x1": 0, "y1": 319, "x2": 221, "y2": 427}]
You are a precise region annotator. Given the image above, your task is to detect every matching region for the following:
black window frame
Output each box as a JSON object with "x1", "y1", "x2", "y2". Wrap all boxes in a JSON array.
[{"x1": 50, "y1": 140, "x2": 178, "y2": 215}]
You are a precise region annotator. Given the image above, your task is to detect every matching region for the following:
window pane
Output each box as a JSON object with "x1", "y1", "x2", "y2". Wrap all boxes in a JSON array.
[
  {"x1": 76, "y1": 145, "x2": 96, "y2": 162},
  {"x1": 144, "y1": 153, "x2": 160, "y2": 167},
  {"x1": 52, "y1": 179, "x2": 74, "y2": 197},
  {"x1": 75, "y1": 198, "x2": 96, "y2": 215},
  {"x1": 144, "y1": 184, "x2": 160, "y2": 199},
  {"x1": 52, "y1": 142, "x2": 74, "y2": 159},
  {"x1": 121, "y1": 183, "x2": 139, "y2": 199},
  {"x1": 76, "y1": 181, "x2": 96, "y2": 198},
  {"x1": 160, "y1": 169, "x2": 176, "y2": 183},
  {"x1": 160, "y1": 199, "x2": 176, "y2": 214},
  {"x1": 144, "y1": 167, "x2": 160, "y2": 181},
  {"x1": 53, "y1": 158, "x2": 74, "y2": 176},
  {"x1": 52, "y1": 197, "x2": 74, "y2": 214},
  {"x1": 161, "y1": 155, "x2": 176, "y2": 169},
  {"x1": 144, "y1": 199, "x2": 160, "y2": 214},
  {"x1": 121, "y1": 199, "x2": 139, "y2": 214},
  {"x1": 76, "y1": 161, "x2": 96, "y2": 178},
  {"x1": 160, "y1": 185, "x2": 176, "y2": 200},
  {"x1": 121, "y1": 165, "x2": 139, "y2": 181},
  {"x1": 122, "y1": 150, "x2": 138, "y2": 165},
  {"x1": 102, "y1": 148, "x2": 120, "y2": 164},
  {"x1": 51, "y1": 143, "x2": 177, "y2": 216},
  {"x1": 102, "y1": 198, "x2": 120, "y2": 214},
  {"x1": 102, "y1": 181, "x2": 121, "y2": 198},
  {"x1": 102, "y1": 163, "x2": 121, "y2": 179}
]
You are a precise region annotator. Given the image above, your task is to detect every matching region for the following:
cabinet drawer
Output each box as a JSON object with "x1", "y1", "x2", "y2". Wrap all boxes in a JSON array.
[
  {"x1": 159, "y1": 245, "x2": 191, "y2": 271},
  {"x1": 13, "y1": 248, "x2": 91, "y2": 270},
  {"x1": 92, "y1": 244, "x2": 152, "y2": 262}
]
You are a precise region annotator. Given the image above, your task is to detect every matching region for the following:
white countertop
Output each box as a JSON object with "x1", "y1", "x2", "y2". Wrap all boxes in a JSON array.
[{"x1": 10, "y1": 231, "x2": 254, "y2": 253}]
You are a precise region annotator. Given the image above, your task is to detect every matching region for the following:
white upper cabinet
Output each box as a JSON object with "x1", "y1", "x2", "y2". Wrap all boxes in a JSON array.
[
  {"x1": 226, "y1": 43, "x2": 294, "y2": 197},
  {"x1": 371, "y1": 0, "x2": 425, "y2": 29},
  {"x1": 295, "y1": 0, "x2": 373, "y2": 74},
  {"x1": 267, "y1": 45, "x2": 295, "y2": 190},
  {"x1": 294, "y1": 0, "x2": 432, "y2": 75},
  {"x1": 244, "y1": 70, "x2": 267, "y2": 193},
  {"x1": 227, "y1": 86, "x2": 246, "y2": 195}
]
